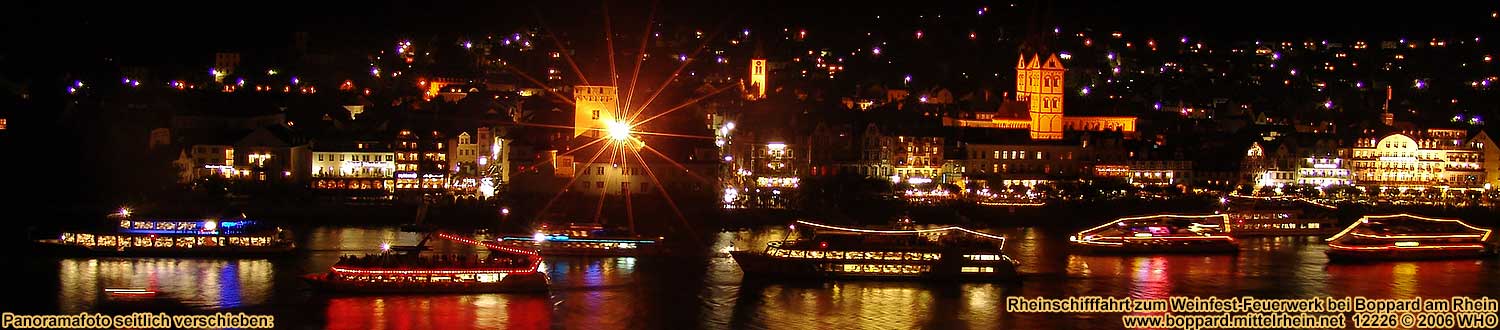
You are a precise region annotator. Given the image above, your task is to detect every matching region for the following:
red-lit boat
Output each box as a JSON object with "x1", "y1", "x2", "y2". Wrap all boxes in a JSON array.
[
  {"x1": 731, "y1": 220, "x2": 1019, "y2": 281},
  {"x1": 1070, "y1": 214, "x2": 1239, "y2": 254},
  {"x1": 1325, "y1": 214, "x2": 1497, "y2": 262},
  {"x1": 303, "y1": 232, "x2": 549, "y2": 294}
]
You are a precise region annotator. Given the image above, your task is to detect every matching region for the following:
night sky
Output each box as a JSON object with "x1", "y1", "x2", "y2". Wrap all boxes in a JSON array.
[{"x1": 5, "y1": 0, "x2": 1495, "y2": 72}]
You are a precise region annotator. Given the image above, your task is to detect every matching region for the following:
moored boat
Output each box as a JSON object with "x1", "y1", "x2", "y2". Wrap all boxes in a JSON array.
[
  {"x1": 38, "y1": 217, "x2": 294, "y2": 257},
  {"x1": 730, "y1": 220, "x2": 1019, "y2": 281},
  {"x1": 1223, "y1": 197, "x2": 1338, "y2": 236},
  {"x1": 303, "y1": 232, "x2": 549, "y2": 294},
  {"x1": 1070, "y1": 214, "x2": 1239, "y2": 254},
  {"x1": 1325, "y1": 214, "x2": 1496, "y2": 262},
  {"x1": 497, "y1": 222, "x2": 661, "y2": 257}
]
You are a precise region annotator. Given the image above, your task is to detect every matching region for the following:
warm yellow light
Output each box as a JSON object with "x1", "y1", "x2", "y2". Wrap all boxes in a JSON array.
[{"x1": 606, "y1": 121, "x2": 631, "y2": 141}]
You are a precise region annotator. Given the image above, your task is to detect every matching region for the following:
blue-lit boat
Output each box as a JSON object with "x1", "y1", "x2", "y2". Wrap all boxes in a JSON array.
[
  {"x1": 496, "y1": 223, "x2": 661, "y2": 257},
  {"x1": 39, "y1": 218, "x2": 295, "y2": 256},
  {"x1": 730, "y1": 220, "x2": 1019, "y2": 281}
]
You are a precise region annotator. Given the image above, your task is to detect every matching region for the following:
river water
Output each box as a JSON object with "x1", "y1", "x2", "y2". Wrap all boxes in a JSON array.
[{"x1": 12, "y1": 225, "x2": 1500, "y2": 329}]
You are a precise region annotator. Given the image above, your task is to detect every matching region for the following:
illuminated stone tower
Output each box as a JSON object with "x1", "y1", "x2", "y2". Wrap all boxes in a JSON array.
[
  {"x1": 1015, "y1": 56, "x2": 1032, "y2": 103},
  {"x1": 1017, "y1": 53, "x2": 1065, "y2": 140},
  {"x1": 749, "y1": 58, "x2": 767, "y2": 99},
  {"x1": 574, "y1": 85, "x2": 619, "y2": 138}
]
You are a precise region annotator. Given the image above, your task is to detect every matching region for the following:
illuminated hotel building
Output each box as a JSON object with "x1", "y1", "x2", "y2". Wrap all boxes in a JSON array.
[
  {"x1": 962, "y1": 143, "x2": 1082, "y2": 188},
  {"x1": 1347, "y1": 129, "x2": 1492, "y2": 190},
  {"x1": 1297, "y1": 156, "x2": 1351, "y2": 187},
  {"x1": 891, "y1": 136, "x2": 943, "y2": 181},
  {"x1": 945, "y1": 53, "x2": 1137, "y2": 140},
  {"x1": 176, "y1": 126, "x2": 309, "y2": 183},
  {"x1": 394, "y1": 130, "x2": 447, "y2": 191},
  {"x1": 958, "y1": 134, "x2": 1130, "y2": 188},
  {"x1": 311, "y1": 143, "x2": 395, "y2": 192},
  {"x1": 1127, "y1": 160, "x2": 1194, "y2": 186},
  {"x1": 1241, "y1": 135, "x2": 1351, "y2": 190}
]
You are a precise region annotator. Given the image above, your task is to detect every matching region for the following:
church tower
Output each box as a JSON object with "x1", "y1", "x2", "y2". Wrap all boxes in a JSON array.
[
  {"x1": 1018, "y1": 53, "x2": 1064, "y2": 140},
  {"x1": 748, "y1": 41, "x2": 768, "y2": 99},
  {"x1": 1015, "y1": 56, "x2": 1031, "y2": 103}
]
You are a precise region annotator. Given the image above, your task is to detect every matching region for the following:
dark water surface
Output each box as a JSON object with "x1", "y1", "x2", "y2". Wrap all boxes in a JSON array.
[{"x1": 11, "y1": 225, "x2": 1500, "y2": 329}]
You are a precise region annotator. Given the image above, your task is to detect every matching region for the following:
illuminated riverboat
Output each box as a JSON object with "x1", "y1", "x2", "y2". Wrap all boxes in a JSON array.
[
  {"x1": 497, "y1": 223, "x2": 661, "y2": 256},
  {"x1": 730, "y1": 220, "x2": 1019, "y2": 281},
  {"x1": 303, "y1": 233, "x2": 549, "y2": 294},
  {"x1": 1224, "y1": 199, "x2": 1337, "y2": 236},
  {"x1": 1325, "y1": 214, "x2": 1496, "y2": 262},
  {"x1": 40, "y1": 218, "x2": 294, "y2": 256},
  {"x1": 1070, "y1": 214, "x2": 1239, "y2": 254}
]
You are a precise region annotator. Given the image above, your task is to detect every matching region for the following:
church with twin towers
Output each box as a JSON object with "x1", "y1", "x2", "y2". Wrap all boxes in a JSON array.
[{"x1": 949, "y1": 52, "x2": 1137, "y2": 141}]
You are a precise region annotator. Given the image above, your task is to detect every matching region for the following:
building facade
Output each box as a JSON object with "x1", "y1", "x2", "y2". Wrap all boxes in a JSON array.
[
  {"x1": 944, "y1": 53, "x2": 1137, "y2": 139},
  {"x1": 311, "y1": 144, "x2": 395, "y2": 192},
  {"x1": 1348, "y1": 129, "x2": 1488, "y2": 191},
  {"x1": 176, "y1": 126, "x2": 309, "y2": 183},
  {"x1": 1016, "y1": 54, "x2": 1066, "y2": 140},
  {"x1": 891, "y1": 136, "x2": 943, "y2": 181},
  {"x1": 394, "y1": 130, "x2": 448, "y2": 192},
  {"x1": 1128, "y1": 160, "x2": 1194, "y2": 186}
]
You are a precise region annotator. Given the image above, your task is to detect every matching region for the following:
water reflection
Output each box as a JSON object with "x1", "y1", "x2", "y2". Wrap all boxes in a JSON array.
[
  {"x1": 57, "y1": 258, "x2": 274, "y2": 312},
  {"x1": 324, "y1": 294, "x2": 550, "y2": 330},
  {"x1": 36, "y1": 226, "x2": 1500, "y2": 329},
  {"x1": 1326, "y1": 259, "x2": 1487, "y2": 299}
]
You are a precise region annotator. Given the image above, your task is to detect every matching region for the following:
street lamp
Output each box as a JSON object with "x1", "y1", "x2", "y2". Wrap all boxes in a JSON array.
[{"x1": 606, "y1": 120, "x2": 632, "y2": 141}]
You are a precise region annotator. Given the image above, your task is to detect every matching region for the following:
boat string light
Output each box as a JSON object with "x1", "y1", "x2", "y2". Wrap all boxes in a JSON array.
[
  {"x1": 1325, "y1": 214, "x2": 1493, "y2": 242},
  {"x1": 436, "y1": 232, "x2": 544, "y2": 266},
  {"x1": 1073, "y1": 214, "x2": 1232, "y2": 240},
  {"x1": 331, "y1": 266, "x2": 534, "y2": 275},
  {"x1": 793, "y1": 220, "x2": 1007, "y2": 248}
]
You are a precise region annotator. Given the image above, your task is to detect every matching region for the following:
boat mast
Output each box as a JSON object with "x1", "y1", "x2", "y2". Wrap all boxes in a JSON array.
[{"x1": 411, "y1": 195, "x2": 435, "y2": 254}]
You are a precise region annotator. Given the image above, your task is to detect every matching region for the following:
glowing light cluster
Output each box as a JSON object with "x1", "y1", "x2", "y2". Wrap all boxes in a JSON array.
[
  {"x1": 331, "y1": 266, "x2": 533, "y2": 275},
  {"x1": 1071, "y1": 214, "x2": 1236, "y2": 245},
  {"x1": 976, "y1": 201, "x2": 1045, "y2": 207},
  {"x1": 606, "y1": 120, "x2": 632, "y2": 141},
  {"x1": 793, "y1": 220, "x2": 1006, "y2": 248},
  {"x1": 436, "y1": 232, "x2": 541, "y2": 258},
  {"x1": 1328, "y1": 243, "x2": 1484, "y2": 251}
]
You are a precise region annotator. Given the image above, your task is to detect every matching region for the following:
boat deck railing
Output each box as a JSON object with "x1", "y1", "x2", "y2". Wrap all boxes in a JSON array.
[
  {"x1": 60, "y1": 232, "x2": 282, "y2": 248},
  {"x1": 763, "y1": 241, "x2": 945, "y2": 261},
  {"x1": 335, "y1": 253, "x2": 528, "y2": 270}
]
